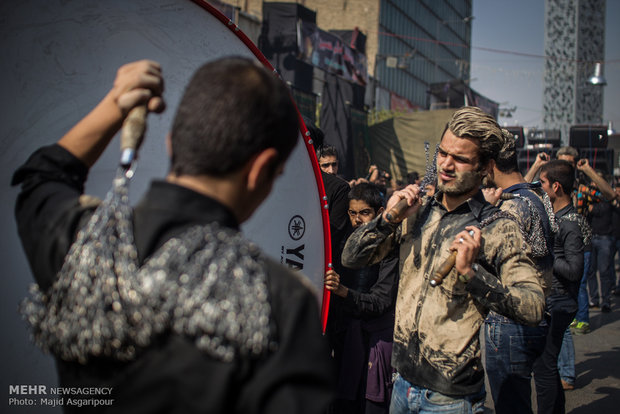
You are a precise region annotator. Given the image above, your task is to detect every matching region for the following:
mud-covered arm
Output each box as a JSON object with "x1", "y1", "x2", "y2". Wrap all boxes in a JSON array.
[
  {"x1": 341, "y1": 215, "x2": 399, "y2": 269},
  {"x1": 464, "y1": 220, "x2": 546, "y2": 326}
]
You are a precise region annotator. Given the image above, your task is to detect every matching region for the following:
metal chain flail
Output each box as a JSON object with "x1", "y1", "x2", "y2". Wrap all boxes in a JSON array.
[
  {"x1": 503, "y1": 193, "x2": 549, "y2": 258},
  {"x1": 21, "y1": 167, "x2": 274, "y2": 364}
]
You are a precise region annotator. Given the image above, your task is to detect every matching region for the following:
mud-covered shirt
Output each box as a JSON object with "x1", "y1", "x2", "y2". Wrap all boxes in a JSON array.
[
  {"x1": 342, "y1": 190, "x2": 545, "y2": 397},
  {"x1": 497, "y1": 183, "x2": 554, "y2": 293}
]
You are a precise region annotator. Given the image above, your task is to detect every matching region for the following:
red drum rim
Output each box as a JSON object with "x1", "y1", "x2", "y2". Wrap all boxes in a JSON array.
[{"x1": 192, "y1": 0, "x2": 332, "y2": 332}]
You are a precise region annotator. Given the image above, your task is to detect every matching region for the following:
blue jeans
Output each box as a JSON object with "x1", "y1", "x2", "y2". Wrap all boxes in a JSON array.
[
  {"x1": 613, "y1": 237, "x2": 620, "y2": 290},
  {"x1": 557, "y1": 328, "x2": 575, "y2": 384},
  {"x1": 588, "y1": 235, "x2": 615, "y2": 307},
  {"x1": 484, "y1": 312, "x2": 547, "y2": 414},
  {"x1": 575, "y1": 251, "x2": 591, "y2": 323},
  {"x1": 389, "y1": 374, "x2": 485, "y2": 414}
]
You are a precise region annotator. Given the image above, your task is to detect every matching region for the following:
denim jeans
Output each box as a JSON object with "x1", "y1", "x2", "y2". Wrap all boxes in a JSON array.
[
  {"x1": 533, "y1": 295, "x2": 577, "y2": 414},
  {"x1": 613, "y1": 237, "x2": 620, "y2": 290},
  {"x1": 588, "y1": 235, "x2": 615, "y2": 308},
  {"x1": 575, "y1": 251, "x2": 591, "y2": 323},
  {"x1": 557, "y1": 328, "x2": 575, "y2": 384},
  {"x1": 389, "y1": 374, "x2": 485, "y2": 414},
  {"x1": 484, "y1": 312, "x2": 547, "y2": 414}
]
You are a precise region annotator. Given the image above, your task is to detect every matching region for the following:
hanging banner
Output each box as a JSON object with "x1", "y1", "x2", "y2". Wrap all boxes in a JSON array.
[{"x1": 298, "y1": 21, "x2": 368, "y2": 85}]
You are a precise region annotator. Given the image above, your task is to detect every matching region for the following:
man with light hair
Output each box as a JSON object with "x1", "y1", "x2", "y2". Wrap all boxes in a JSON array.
[{"x1": 342, "y1": 106, "x2": 545, "y2": 413}]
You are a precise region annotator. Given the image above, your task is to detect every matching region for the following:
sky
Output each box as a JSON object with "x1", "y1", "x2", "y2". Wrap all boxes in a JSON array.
[{"x1": 470, "y1": 0, "x2": 620, "y2": 133}]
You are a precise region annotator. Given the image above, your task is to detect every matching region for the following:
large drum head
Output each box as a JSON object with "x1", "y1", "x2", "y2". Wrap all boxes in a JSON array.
[{"x1": 0, "y1": 0, "x2": 329, "y2": 394}]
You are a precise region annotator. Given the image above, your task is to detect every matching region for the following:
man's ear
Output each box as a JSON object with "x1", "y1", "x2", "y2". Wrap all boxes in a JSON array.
[
  {"x1": 376, "y1": 206, "x2": 385, "y2": 216},
  {"x1": 246, "y1": 148, "x2": 280, "y2": 191},
  {"x1": 552, "y1": 180, "x2": 561, "y2": 195}
]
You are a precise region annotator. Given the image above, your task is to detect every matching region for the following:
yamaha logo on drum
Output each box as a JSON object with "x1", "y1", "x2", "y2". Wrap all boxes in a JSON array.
[
  {"x1": 288, "y1": 215, "x2": 306, "y2": 241},
  {"x1": 282, "y1": 215, "x2": 306, "y2": 270}
]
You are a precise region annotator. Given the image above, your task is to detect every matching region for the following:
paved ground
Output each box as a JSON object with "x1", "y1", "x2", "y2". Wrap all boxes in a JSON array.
[
  {"x1": 483, "y1": 294, "x2": 620, "y2": 413},
  {"x1": 563, "y1": 296, "x2": 620, "y2": 413}
]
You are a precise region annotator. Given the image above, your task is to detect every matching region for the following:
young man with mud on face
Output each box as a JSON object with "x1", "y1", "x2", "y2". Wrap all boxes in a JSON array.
[{"x1": 342, "y1": 107, "x2": 545, "y2": 413}]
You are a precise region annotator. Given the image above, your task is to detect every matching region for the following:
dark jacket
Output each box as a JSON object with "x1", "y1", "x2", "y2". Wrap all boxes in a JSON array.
[
  {"x1": 552, "y1": 204, "x2": 584, "y2": 301},
  {"x1": 13, "y1": 144, "x2": 335, "y2": 414}
]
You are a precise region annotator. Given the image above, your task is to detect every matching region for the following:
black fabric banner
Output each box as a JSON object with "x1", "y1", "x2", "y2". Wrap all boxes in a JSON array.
[
  {"x1": 292, "y1": 87, "x2": 317, "y2": 124},
  {"x1": 320, "y1": 72, "x2": 366, "y2": 180},
  {"x1": 299, "y1": 21, "x2": 367, "y2": 86},
  {"x1": 260, "y1": 3, "x2": 316, "y2": 58}
]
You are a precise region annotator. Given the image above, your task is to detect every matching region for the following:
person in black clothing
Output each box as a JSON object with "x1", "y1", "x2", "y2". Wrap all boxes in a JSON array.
[
  {"x1": 586, "y1": 172, "x2": 616, "y2": 313},
  {"x1": 13, "y1": 59, "x2": 334, "y2": 413},
  {"x1": 536, "y1": 160, "x2": 584, "y2": 414},
  {"x1": 324, "y1": 183, "x2": 399, "y2": 414},
  {"x1": 612, "y1": 185, "x2": 620, "y2": 294},
  {"x1": 317, "y1": 145, "x2": 341, "y2": 176},
  {"x1": 482, "y1": 129, "x2": 554, "y2": 414},
  {"x1": 304, "y1": 118, "x2": 352, "y2": 278}
]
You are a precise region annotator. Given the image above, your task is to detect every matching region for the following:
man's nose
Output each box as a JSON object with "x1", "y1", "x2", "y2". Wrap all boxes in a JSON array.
[{"x1": 439, "y1": 156, "x2": 455, "y2": 170}]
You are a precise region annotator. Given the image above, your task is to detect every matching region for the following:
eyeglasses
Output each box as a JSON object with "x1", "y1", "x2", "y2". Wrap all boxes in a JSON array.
[
  {"x1": 320, "y1": 162, "x2": 338, "y2": 169},
  {"x1": 348, "y1": 208, "x2": 375, "y2": 218}
]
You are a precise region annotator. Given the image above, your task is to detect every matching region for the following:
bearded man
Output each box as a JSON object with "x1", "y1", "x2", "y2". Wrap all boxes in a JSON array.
[{"x1": 342, "y1": 107, "x2": 545, "y2": 414}]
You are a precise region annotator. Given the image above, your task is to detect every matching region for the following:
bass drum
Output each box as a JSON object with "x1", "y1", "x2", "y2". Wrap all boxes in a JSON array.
[{"x1": 0, "y1": 0, "x2": 330, "y2": 393}]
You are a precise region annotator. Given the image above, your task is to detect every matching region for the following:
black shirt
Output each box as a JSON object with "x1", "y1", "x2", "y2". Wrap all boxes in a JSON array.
[
  {"x1": 13, "y1": 144, "x2": 335, "y2": 413},
  {"x1": 552, "y1": 204, "x2": 584, "y2": 300},
  {"x1": 589, "y1": 199, "x2": 615, "y2": 236},
  {"x1": 321, "y1": 171, "x2": 351, "y2": 275}
]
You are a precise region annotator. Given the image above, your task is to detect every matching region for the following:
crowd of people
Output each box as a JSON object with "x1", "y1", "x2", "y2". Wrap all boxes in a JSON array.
[
  {"x1": 12, "y1": 59, "x2": 620, "y2": 414},
  {"x1": 315, "y1": 111, "x2": 619, "y2": 413}
]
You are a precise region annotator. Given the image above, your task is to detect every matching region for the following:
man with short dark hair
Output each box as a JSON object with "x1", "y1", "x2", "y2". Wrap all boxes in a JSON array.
[
  {"x1": 342, "y1": 107, "x2": 545, "y2": 413},
  {"x1": 317, "y1": 145, "x2": 340, "y2": 175},
  {"x1": 482, "y1": 129, "x2": 554, "y2": 413},
  {"x1": 536, "y1": 159, "x2": 584, "y2": 414},
  {"x1": 13, "y1": 58, "x2": 334, "y2": 413}
]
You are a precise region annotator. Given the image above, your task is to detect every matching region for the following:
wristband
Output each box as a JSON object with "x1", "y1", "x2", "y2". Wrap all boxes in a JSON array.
[{"x1": 458, "y1": 263, "x2": 479, "y2": 283}]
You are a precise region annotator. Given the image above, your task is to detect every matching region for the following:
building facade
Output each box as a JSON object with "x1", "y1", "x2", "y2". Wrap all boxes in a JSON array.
[
  {"x1": 543, "y1": 0, "x2": 606, "y2": 144},
  {"x1": 375, "y1": 0, "x2": 472, "y2": 108},
  {"x1": 223, "y1": 0, "x2": 472, "y2": 109},
  {"x1": 302, "y1": 0, "x2": 472, "y2": 108}
]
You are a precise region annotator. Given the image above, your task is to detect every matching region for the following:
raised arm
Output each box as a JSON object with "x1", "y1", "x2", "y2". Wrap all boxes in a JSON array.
[
  {"x1": 13, "y1": 60, "x2": 166, "y2": 290},
  {"x1": 524, "y1": 152, "x2": 549, "y2": 183},
  {"x1": 58, "y1": 60, "x2": 165, "y2": 167},
  {"x1": 342, "y1": 185, "x2": 421, "y2": 269},
  {"x1": 576, "y1": 158, "x2": 617, "y2": 201}
]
